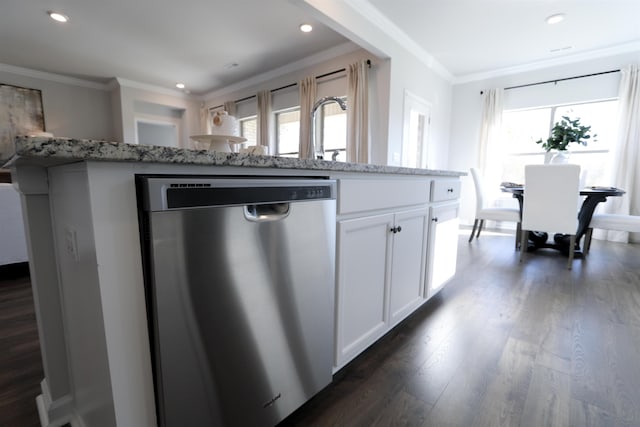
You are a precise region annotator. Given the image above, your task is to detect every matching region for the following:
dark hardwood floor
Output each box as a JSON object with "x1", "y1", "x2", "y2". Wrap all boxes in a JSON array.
[
  {"x1": 282, "y1": 232, "x2": 640, "y2": 427},
  {"x1": 2, "y1": 233, "x2": 640, "y2": 426},
  {"x1": 0, "y1": 263, "x2": 42, "y2": 427}
]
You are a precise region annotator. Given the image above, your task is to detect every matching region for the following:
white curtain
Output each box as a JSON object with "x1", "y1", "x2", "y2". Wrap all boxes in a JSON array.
[
  {"x1": 298, "y1": 76, "x2": 316, "y2": 159},
  {"x1": 257, "y1": 90, "x2": 271, "y2": 150},
  {"x1": 347, "y1": 60, "x2": 369, "y2": 163},
  {"x1": 223, "y1": 100, "x2": 236, "y2": 118},
  {"x1": 602, "y1": 64, "x2": 640, "y2": 243},
  {"x1": 477, "y1": 88, "x2": 505, "y2": 198},
  {"x1": 199, "y1": 105, "x2": 208, "y2": 134}
]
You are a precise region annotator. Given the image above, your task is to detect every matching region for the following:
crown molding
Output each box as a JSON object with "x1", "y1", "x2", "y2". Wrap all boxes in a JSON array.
[
  {"x1": 0, "y1": 63, "x2": 109, "y2": 90},
  {"x1": 202, "y1": 41, "x2": 361, "y2": 101},
  {"x1": 343, "y1": 0, "x2": 453, "y2": 82},
  {"x1": 113, "y1": 77, "x2": 196, "y2": 99},
  {"x1": 453, "y1": 40, "x2": 640, "y2": 85}
]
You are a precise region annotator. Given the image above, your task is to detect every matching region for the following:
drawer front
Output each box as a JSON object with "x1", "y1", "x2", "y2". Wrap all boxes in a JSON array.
[
  {"x1": 430, "y1": 179, "x2": 461, "y2": 202},
  {"x1": 338, "y1": 178, "x2": 430, "y2": 215}
]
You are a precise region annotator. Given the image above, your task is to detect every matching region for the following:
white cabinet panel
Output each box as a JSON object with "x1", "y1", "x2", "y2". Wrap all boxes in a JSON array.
[
  {"x1": 426, "y1": 202, "x2": 460, "y2": 298},
  {"x1": 389, "y1": 207, "x2": 428, "y2": 326},
  {"x1": 335, "y1": 213, "x2": 393, "y2": 367}
]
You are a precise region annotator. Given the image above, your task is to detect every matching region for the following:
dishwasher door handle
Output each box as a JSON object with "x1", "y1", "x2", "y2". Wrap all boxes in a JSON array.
[{"x1": 244, "y1": 203, "x2": 291, "y2": 222}]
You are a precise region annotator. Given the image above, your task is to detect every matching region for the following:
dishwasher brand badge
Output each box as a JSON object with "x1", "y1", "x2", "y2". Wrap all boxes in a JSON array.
[{"x1": 263, "y1": 392, "x2": 282, "y2": 408}]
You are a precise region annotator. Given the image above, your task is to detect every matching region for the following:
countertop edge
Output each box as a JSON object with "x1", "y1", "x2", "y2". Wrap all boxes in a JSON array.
[{"x1": 3, "y1": 137, "x2": 467, "y2": 177}]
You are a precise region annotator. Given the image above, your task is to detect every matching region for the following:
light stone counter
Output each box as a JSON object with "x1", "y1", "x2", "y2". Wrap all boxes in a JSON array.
[{"x1": 4, "y1": 136, "x2": 465, "y2": 177}]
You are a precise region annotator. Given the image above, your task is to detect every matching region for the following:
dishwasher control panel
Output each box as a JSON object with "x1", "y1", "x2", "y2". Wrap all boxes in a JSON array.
[{"x1": 138, "y1": 176, "x2": 336, "y2": 212}]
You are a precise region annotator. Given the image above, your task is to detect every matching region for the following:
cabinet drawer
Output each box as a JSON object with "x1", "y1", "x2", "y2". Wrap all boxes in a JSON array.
[
  {"x1": 430, "y1": 179, "x2": 461, "y2": 202},
  {"x1": 338, "y1": 179, "x2": 430, "y2": 215}
]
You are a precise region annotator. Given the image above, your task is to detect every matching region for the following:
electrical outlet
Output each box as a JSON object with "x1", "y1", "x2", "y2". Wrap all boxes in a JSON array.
[{"x1": 64, "y1": 227, "x2": 79, "y2": 262}]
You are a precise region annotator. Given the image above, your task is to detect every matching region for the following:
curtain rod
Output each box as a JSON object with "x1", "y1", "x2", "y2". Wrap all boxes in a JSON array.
[
  {"x1": 212, "y1": 59, "x2": 371, "y2": 109},
  {"x1": 480, "y1": 69, "x2": 620, "y2": 95}
]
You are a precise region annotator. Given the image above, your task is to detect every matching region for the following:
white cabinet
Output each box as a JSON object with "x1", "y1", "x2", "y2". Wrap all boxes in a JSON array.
[
  {"x1": 333, "y1": 176, "x2": 462, "y2": 370},
  {"x1": 426, "y1": 202, "x2": 460, "y2": 298},
  {"x1": 335, "y1": 207, "x2": 428, "y2": 368}
]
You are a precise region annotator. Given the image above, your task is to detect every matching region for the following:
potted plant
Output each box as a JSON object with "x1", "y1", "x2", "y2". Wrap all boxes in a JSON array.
[{"x1": 535, "y1": 116, "x2": 595, "y2": 163}]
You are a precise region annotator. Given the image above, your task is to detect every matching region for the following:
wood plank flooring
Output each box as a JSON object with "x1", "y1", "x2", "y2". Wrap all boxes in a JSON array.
[
  {"x1": 2, "y1": 234, "x2": 639, "y2": 426},
  {"x1": 0, "y1": 263, "x2": 42, "y2": 427},
  {"x1": 281, "y1": 232, "x2": 640, "y2": 426}
]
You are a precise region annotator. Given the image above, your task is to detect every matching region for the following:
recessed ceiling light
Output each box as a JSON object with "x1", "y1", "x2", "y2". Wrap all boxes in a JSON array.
[
  {"x1": 300, "y1": 24, "x2": 313, "y2": 33},
  {"x1": 48, "y1": 11, "x2": 69, "y2": 23},
  {"x1": 546, "y1": 13, "x2": 565, "y2": 25},
  {"x1": 176, "y1": 83, "x2": 185, "y2": 89}
]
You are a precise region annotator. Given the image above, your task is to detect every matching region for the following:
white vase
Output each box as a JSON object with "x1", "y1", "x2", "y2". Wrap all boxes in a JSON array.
[{"x1": 550, "y1": 150, "x2": 570, "y2": 164}]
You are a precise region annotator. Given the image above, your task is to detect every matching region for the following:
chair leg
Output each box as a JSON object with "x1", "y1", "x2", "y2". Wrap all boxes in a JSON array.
[
  {"x1": 476, "y1": 219, "x2": 485, "y2": 239},
  {"x1": 520, "y1": 230, "x2": 529, "y2": 263},
  {"x1": 584, "y1": 228, "x2": 593, "y2": 254},
  {"x1": 469, "y1": 219, "x2": 479, "y2": 242},
  {"x1": 515, "y1": 222, "x2": 522, "y2": 250},
  {"x1": 567, "y1": 234, "x2": 576, "y2": 270}
]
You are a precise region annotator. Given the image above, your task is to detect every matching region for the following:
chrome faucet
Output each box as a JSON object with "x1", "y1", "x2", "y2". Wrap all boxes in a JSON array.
[{"x1": 310, "y1": 96, "x2": 347, "y2": 159}]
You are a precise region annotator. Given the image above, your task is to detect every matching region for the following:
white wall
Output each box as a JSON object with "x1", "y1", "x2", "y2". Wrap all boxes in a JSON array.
[
  {"x1": 0, "y1": 68, "x2": 114, "y2": 142},
  {"x1": 386, "y1": 50, "x2": 452, "y2": 169},
  {"x1": 111, "y1": 80, "x2": 201, "y2": 148},
  {"x1": 449, "y1": 51, "x2": 640, "y2": 225}
]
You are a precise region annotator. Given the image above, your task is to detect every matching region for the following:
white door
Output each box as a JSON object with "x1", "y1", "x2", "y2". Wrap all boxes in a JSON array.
[
  {"x1": 426, "y1": 203, "x2": 459, "y2": 298},
  {"x1": 335, "y1": 213, "x2": 393, "y2": 368},
  {"x1": 389, "y1": 207, "x2": 428, "y2": 326},
  {"x1": 401, "y1": 91, "x2": 432, "y2": 169}
]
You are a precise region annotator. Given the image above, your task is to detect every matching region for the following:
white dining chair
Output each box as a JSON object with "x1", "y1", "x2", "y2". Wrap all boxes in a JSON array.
[
  {"x1": 469, "y1": 168, "x2": 521, "y2": 248},
  {"x1": 583, "y1": 214, "x2": 640, "y2": 253},
  {"x1": 520, "y1": 164, "x2": 581, "y2": 269}
]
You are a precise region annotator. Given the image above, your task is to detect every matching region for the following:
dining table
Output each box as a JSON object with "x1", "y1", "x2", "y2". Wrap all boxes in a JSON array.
[{"x1": 501, "y1": 184, "x2": 626, "y2": 257}]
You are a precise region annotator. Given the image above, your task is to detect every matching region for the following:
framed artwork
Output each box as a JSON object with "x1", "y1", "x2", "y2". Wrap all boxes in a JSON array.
[{"x1": 0, "y1": 83, "x2": 45, "y2": 163}]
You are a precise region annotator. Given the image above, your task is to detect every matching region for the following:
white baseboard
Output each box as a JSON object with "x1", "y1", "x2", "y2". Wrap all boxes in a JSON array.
[
  {"x1": 36, "y1": 394, "x2": 49, "y2": 426},
  {"x1": 37, "y1": 379, "x2": 75, "y2": 427}
]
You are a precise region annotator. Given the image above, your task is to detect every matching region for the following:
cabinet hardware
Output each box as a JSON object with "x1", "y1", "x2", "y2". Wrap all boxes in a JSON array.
[
  {"x1": 396, "y1": 226, "x2": 402, "y2": 233},
  {"x1": 390, "y1": 227, "x2": 396, "y2": 233},
  {"x1": 447, "y1": 188, "x2": 454, "y2": 193},
  {"x1": 432, "y1": 217, "x2": 438, "y2": 222}
]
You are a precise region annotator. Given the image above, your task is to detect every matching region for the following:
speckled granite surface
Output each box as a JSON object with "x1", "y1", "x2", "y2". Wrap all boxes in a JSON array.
[{"x1": 4, "y1": 136, "x2": 465, "y2": 177}]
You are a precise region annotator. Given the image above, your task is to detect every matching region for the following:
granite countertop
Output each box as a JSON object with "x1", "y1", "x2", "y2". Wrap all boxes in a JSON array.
[{"x1": 3, "y1": 136, "x2": 465, "y2": 177}]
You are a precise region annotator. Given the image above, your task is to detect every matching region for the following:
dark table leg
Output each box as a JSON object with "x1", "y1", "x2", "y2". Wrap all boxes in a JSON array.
[
  {"x1": 548, "y1": 194, "x2": 609, "y2": 256},
  {"x1": 576, "y1": 194, "x2": 608, "y2": 242}
]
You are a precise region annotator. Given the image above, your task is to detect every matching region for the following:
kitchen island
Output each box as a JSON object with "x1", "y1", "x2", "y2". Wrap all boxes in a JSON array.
[{"x1": 5, "y1": 137, "x2": 464, "y2": 427}]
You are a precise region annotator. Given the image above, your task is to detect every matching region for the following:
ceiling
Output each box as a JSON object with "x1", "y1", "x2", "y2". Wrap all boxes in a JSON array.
[
  {"x1": 0, "y1": 0, "x2": 349, "y2": 95},
  {"x1": 1, "y1": 0, "x2": 639, "y2": 96},
  {"x1": 368, "y1": 0, "x2": 640, "y2": 78}
]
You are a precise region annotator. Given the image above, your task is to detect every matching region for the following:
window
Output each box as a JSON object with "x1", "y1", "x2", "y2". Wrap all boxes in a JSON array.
[
  {"x1": 274, "y1": 97, "x2": 347, "y2": 159},
  {"x1": 501, "y1": 99, "x2": 618, "y2": 186},
  {"x1": 239, "y1": 116, "x2": 257, "y2": 147},
  {"x1": 319, "y1": 101, "x2": 347, "y2": 161},
  {"x1": 276, "y1": 108, "x2": 300, "y2": 157}
]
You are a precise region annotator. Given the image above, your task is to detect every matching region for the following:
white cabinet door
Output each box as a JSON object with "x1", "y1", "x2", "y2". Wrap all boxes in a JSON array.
[
  {"x1": 389, "y1": 207, "x2": 428, "y2": 327},
  {"x1": 426, "y1": 202, "x2": 459, "y2": 298},
  {"x1": 335, "y1": 213, "x2": 393, "y2": 368}
]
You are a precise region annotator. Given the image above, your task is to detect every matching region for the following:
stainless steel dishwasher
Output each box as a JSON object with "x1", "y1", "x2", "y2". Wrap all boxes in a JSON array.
[{"x1": 138, "y1": 176, "x2": 337, "y2": 427}]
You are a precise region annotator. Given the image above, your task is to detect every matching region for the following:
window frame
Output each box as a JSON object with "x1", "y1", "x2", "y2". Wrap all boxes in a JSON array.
[{"x1": 500, "y1": 98, "x2": 618, "y2": 187}]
